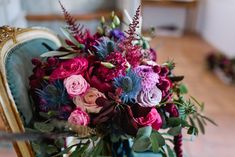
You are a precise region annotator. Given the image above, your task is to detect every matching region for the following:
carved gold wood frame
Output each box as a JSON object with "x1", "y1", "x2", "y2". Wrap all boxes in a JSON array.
[{"x1": 0, "y1": 26, "x2": 61, "y2": 157}]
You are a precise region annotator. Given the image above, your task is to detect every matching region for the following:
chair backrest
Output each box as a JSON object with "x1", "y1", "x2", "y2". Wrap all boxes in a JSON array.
[{"x1": 0, "y1": 26, "x2": 61, "y2": 157}]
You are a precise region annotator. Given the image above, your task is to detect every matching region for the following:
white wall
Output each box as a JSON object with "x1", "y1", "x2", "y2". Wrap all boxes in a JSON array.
[
  {"x1": 0, "y1": 0, "x2": 27, "y2": 27},
  {"x1": 142, "y1": 6, "x2": 186, "y2": 31},
  {"x1": 197, "y1": 0, "x2": 235, "y2": 58}
]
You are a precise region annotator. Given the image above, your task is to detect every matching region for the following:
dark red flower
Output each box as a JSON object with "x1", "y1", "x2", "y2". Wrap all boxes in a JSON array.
[
  {"x1": 99, "y1": 52, "x2": 127, "y2": 81},
  {"x1": 84, "y1": 64, "x2": 113, "y2": 93},
  {"x1": 159, "y1": 66, "x2": 170, "y2": 77},
  {"x1": 164, "y1": 103, "x2": 179, "y2": 117},
  {"x1": 125, "y1": 46, "x2": 142, "y2": 67}
]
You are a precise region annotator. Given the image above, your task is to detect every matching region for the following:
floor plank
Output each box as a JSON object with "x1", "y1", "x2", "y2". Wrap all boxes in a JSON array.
[{"x1": 154, "y1": 34, "x2": 235, "y2": 157}]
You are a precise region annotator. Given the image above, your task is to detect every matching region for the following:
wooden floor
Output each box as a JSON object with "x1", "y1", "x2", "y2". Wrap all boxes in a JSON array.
[{"x1": 1, "y1": 34, "x2": 235, "y2": 156}]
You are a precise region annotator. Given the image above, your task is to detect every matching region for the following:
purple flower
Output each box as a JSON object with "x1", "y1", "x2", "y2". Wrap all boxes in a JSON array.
[
  {"x1": 134, "y1": 65, "x2": 159, "y2": 91},
  {"x1": 137, "y1": 86, "x2": 162, "y2": 107},
  {"x1": 110, "y1": 29, "x2": 125, "y2": 41}
]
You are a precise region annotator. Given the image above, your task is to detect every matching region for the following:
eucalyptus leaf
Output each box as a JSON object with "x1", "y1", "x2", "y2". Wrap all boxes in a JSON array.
[
  {"x1": 132, "y1": 136, "x2": 152, "y2": 152},
  {"x1": 32, "y1": 142, "x2": 41, "y2": 154},
  {"x1": 46, "y1": 145, "x2": 58, "y2": 155},
  {"x1": 136, "y1": 126, "x2": 152, "y2": 138},
  {"x1": 167, "y1": 126, "x2": 181, "y2": 136},
  {"x1": 59, "y1": 53, "x2": 79, "y2": 59},
  {"x1": 152, "y1": 131, "x2": 165, "y2": 147},
  {"x1": 40, "y1": 51, "x2": 71, "y2": 57},
  {"x1": 34, "y1": 122, "x2": 54, "y2": 133},
  {"x1": 166, "y1": 145, "x2": 176, "y2": 157},
  {"x1": 150, "y1": 132, "x2": 160, "y2": 153},
  {"x1": 60, "y1": 27, "x2": 84, "y2": 49},
  {"x1": 167, "y1": 117, "x2": 181, "y2": 127}
]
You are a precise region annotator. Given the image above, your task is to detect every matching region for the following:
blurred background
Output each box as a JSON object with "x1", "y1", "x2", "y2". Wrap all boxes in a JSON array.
[{"x1": 1, "y1": 0, "x2": 235, "y2": 156}]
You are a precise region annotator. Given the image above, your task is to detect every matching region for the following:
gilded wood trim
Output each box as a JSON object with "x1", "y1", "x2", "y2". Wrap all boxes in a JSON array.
[{"x1": 0, "y1": 26, "x2": 61, "y2": 157}]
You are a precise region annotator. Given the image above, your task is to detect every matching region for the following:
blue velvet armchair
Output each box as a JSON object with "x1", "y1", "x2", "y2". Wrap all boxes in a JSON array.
[{"x1": 0, "y1": 26, "x2": 61, "y2": 157}]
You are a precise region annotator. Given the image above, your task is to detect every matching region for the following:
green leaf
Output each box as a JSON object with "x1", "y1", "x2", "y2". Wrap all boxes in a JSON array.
[
  {"x1": 54, "y1": 139, "x2": 64, "y2": 148},
  {"x1": 167, "y1": 126, "x2": 181, "y2": 136},
  {"x1": 179, "y1": 83, "x2": 188, "y2": 94},
  {"x1": 40, "y1": 51, "x2": 71, "y2": 57},
  {"x1": 52, "y1": 144, "x2": 78, "y2": 157},
  {"x1": 32, "y1": 142, "x2": 41, "y2": 154},
  {"x1": 166, "y1": 145, "x2": 176, "y2": 157},
  {"x1": 90, "y1": 139, "x2": 104, "y2": 156},
  {"x1": 34, "y1": 122, "x2": 54, "y2": 133},
  {"x1": 46, "y1": 145, "x2": 58, "y2": 155},
  {"x1": 59, "y1": 53, "x2": 79, "y2": 59},
  {"x1": 196, "y1": 117, "x2": 205, "y2": 134},
  {"x1": 167, "y1": 117, "x2": 182, "y2": 127},
  {"x1": 187, "y1": 126, "x2": 198, "y2": 135},
  {"x1": 100, "y1": 62, "x2": 116, "y2": 68},
  {"x1": 200, "y1": 115, "x2": 217, "y2": 126},
  {"x1": 188, "y1": 116, "x2": 196, "y2": 127},
  {"x1": 132, "y1": 136, "x2": 152, "y2": 152},
  {"x1": 152, "y1": 131, "x2": 165, "y2": 147},
  {"x1": 76, "y1": 143, "x2": 90, "y2": 157},
  {"x1": 136, "y1": 126, "x2": 152, "y2": 138},
  {"x1": 60, "y1": 27, "x2": 84, "y2": 49},
  {"x1": 150, "y1": 132, "x2": 160, "y2": 153}
]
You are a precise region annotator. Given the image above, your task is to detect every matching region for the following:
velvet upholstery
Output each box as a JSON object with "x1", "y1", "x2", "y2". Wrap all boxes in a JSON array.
[{"x1": 5, "y1": 38, "x2": 59, "y2": 125}]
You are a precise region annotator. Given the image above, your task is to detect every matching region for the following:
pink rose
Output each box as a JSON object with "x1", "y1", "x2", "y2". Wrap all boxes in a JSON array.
[
  {"x1": 64, "y1": 75, "x2": 89, "y2": 97},
  {"x1": 135, "y1": 108, "x2": 162, "y2": 130},
  {"x1": 73, "y1": 88, "x2": 106, "y2": 113},
  {"x1": 68, "y1": 108, "x2": 90, "y2": 126},
  {"x1": 137, "y1": 86, "x2": 162, "y2": 107},
  {"x1": 50, "y1": 57, "x2": 88, "y2": 81}
]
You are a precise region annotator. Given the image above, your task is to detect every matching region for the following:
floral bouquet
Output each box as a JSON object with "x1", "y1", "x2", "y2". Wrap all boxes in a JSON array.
[{"x1": 25, "y1": 3, "x2": 216, "y2": 157}]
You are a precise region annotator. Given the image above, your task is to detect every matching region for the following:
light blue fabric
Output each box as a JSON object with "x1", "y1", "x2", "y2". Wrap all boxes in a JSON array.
[{"x1": 5, "y1": 38, "x2": 59, "y2": 125}]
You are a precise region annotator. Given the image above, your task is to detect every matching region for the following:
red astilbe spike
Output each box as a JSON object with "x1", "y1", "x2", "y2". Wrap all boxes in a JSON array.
[
  {"x1": 59, "y1": 1, "x2": 84, "y2": 37},
  {"x1": 174, "y1": 134, "x2": 183, "y2": 157},
  {"x1": 124, "y1": 5, "x2": 141, "y2": 47}
]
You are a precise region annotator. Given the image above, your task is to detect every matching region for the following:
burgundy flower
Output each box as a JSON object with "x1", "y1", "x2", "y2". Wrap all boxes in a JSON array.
[
  {"x1": 125, "y1": 46, "x2": 142, "y2": 68},
  {"x1": 50, "y1": 57, "x2": 88, "y2": 81},
  {"x1": 114, "y1": 105, "x2": 139, "y2": 136},
  {"x1": 158, "y1": 78, "x2": 172, "y2": 92},
  {"x1": 159, "y1": 66, "x2": 170, "y2": 77},
  {"x1": 164, "y1": 103, "x2": 179, "y2": 117},
  {"x1": 92, "y1": 97, "x2": 116, "y2": 125},
  {"x1": 99, "y1": 52, "x2": 128, "y2": 81},
  {"x1": 84, "y1": 64, "x2": 113, "y2": 93}
]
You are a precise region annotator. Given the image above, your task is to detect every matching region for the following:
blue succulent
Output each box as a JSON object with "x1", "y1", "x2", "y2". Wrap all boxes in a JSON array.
[
  {"x1": 36, "y1": 80, "x2": 71, "y2": 111},
  {"x1": 114, "y1": 70, "x2": 141, "y2": 103},
  {"x1": 94, "y1": 37, "x2": 116, "y2": 60}
]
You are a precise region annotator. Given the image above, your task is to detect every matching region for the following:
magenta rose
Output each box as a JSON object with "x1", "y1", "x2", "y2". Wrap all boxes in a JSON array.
[
  {"x1": 64, "y1": 75, "x2": 90, "y2": 97},
  {"x1": 134, "y1": 107, "x2": 162, "y2": 130},
  {"x1": 68, "y1": 108, "x2": 90, "y2": 126},
  {"x1": 73, "y1": 88, "x2": 106, "y2": 113},
  {"x1": 50, "y1": 57, "x2": 88, "y2": 81}
]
